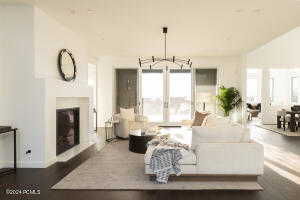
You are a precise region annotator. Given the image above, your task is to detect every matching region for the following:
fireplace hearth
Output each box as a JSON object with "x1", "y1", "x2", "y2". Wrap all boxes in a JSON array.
[{"x1": 56, "y1": 107, "x2": 80, "y2": 156}]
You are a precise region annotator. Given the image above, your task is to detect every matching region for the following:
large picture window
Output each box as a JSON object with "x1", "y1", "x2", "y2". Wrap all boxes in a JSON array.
[
  {"x1": 169, "y1": 69, "x2": 192, "y2": 122},
  {"x1": 141, "y1": 69, "x2": 164, "y2": 122},
  {"x1": 269, "y1": 69, "x2": 290, "y2": 105}
]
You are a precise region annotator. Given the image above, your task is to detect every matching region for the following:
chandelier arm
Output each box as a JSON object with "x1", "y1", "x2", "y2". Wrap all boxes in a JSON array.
[
  {"x1": 151, "y1": 60, "x2": 166, "y2": 67},
  {"x1": 154, "y1": 58, "x2": 164, "y2": 62},
  {"x1": 164, "y1": 58, "x2": 173, "y2": 62},
  {"x1": 138, "y1": 26, "x2": 192, "y2": 69},
  {"x1": 172, "y1": 62, "x2": 183, "y2": 67},
  {"x1": 175, "y1": 58, "x2": 189, "y2": 63},
  {"x1": 141, "y1": 58, "x2": 155, "y2": 63},
  {"x1": 176, "y1": 62, "x2": 190, "y2": 67},
  {"x1": 174, "y1": 60, "x2": 189, "y2": 65},
  {"x1": 140, "y1": 60, "x2": 154, "y2": 65},
  {"x1": 174, "y1": 62, "x2": 188, "y2": 70}
]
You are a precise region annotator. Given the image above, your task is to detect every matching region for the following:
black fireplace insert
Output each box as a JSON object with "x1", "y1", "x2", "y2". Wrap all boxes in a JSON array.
[{"x1": 56, "y1": 107, "x2": 80, "y2": 156}]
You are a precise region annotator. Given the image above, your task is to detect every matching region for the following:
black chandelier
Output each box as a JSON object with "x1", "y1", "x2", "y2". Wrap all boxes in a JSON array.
[{"x1": 138, "y1": 27, "x2": 192, "y2": 70}]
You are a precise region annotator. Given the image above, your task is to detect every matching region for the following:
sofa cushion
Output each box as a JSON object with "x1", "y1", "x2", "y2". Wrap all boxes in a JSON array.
[
  {"x1": 203, "y1": 114, "x2": 231, "y2": 127},
  {"x1": 144, "y1": 145, "x2": 196, "y2": 165},
  {"x1": 192, "y1": 111, "x2": 210, "y2": 126},
  {"x1": 120, "y1": 107, "x2": 135, "y2": 121},
  {"x1": 191, "y1": 125, "x2": 251, "y2": 149}
]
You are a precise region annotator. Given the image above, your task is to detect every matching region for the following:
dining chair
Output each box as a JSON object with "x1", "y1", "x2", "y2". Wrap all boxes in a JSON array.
[
  {"x1": 277, "y1": 110, "x2": 291, "y2": 131},
  {"x1": 290, "y1": 106, "x2": 300, "y2": 131}
]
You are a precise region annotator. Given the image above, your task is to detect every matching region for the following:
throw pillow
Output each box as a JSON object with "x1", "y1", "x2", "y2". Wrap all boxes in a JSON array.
[
  {"x1": 192, "y1": 111, "x2": 210, "y2": 126},
  {"x1": 120, "y1": 107, "x2": 135, "y2": 121}
]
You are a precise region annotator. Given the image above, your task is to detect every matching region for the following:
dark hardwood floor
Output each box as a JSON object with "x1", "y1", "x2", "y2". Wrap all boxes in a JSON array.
[{"x1": 1, "y1": 123, "x2": 300, "y2": 200}]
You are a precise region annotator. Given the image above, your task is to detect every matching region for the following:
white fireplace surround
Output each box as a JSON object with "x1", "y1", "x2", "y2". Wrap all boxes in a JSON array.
[{"x1": 44, "y1": 79, "x2": 94, "y2": 167}]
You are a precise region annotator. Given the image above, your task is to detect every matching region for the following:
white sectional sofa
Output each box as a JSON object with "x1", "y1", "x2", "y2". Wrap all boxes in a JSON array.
[{"x1": 144, "y1": 117, "x2": 264, "y2": 177}]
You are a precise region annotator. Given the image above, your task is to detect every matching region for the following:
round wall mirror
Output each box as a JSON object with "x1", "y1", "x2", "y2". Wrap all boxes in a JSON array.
[{"x1": 58, "y1": 49, "x2": 77, "y2": 81}]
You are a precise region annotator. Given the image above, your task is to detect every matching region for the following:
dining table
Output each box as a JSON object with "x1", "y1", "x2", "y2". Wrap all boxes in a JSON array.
[{"x1": 286, "y1": 110, "x2": 300, "y2": 132}]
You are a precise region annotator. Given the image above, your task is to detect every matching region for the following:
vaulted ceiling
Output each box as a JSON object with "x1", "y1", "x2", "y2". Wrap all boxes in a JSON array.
[{"x1": 3, "y1": 0, "x2": 300, "y2": 58}]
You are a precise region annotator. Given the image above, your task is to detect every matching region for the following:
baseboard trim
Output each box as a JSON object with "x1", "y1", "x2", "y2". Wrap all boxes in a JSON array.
[
  {"x1": 0, "y1": 160, "x2": 45, "y2": 168},
  {"x1": 44, "y1": 157, "x2": 58, "y2": 168}
]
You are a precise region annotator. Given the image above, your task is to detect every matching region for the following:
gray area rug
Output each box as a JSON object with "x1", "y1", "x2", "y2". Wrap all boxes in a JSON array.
[
  {"x1": 256, "y1": 124, "x2": 300, "y2": 136},
  {"x1": 52, "y1": 141, "x2": 263, "y2": 190}
]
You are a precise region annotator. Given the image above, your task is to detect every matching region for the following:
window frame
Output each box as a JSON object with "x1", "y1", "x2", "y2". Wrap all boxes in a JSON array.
[{"x1": 291, "y1": 76, "x2": 300, "y2": 104}]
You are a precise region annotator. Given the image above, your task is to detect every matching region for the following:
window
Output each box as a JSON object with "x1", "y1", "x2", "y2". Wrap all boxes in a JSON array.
[
  {"x1": 169, "y1": 70, "x2": 192, "y2": 122},
  {"x1": 246, "y1": 69, "x2": 262, "y2": 103},
  {"x1": 195, "y1": 69, "x2": 217, "y2": 112},
  {"x1": 269, "y1": 77, "x2": 274, "y2": 102},
  {"x1": 269, "y1": 69, "x2": 290, "y2": 105},
  {"x1": 141, "y1": 70, "x2": 164, "y2": 122},
  {"x1": 247, "y1": 77, "x2": 258, "y2": 102},
  {"x1": 291, "y1": 77, "x2": 300, "y2": 103},
  {"x1": 141, "y1": 69, "x2": 192, "y2": 123}
]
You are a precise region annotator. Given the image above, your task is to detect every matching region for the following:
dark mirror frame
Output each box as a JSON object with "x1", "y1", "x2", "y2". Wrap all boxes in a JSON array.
[{"x1": 58, "y1": 49, "x2": 77, "y2": 81}]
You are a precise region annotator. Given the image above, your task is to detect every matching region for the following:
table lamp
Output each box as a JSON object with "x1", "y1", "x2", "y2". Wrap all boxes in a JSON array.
[{"x1": 198, "y1": 92, "x2": 212, "y2": 111}]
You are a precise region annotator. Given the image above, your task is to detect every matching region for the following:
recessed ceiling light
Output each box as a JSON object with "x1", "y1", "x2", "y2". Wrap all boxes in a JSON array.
[
  {"x1": 69, "y1": 9, "x2": 76, "y2": 15},
  {"x1": 252, "y1": 9, "x2": 263, "y2": 13},
  {"x1": 235, "y1": 9, "x2": 244, "y2": 13},
  {"x1": 87, "y1": 9, "x2": 96, "y2": 14}
]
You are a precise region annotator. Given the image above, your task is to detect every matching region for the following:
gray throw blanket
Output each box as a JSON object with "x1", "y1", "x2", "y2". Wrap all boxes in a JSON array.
[{"x1": 149, "y1": 148, "x2": 182, "y2": 183}]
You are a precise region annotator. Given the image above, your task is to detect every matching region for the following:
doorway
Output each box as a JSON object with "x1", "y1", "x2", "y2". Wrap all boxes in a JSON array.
[
  {"x1": 246, "y1": 69, "x2": 262, "y2": 123},
  {"x1": 88, "y1": 63, "x2": 97, "y2": 131}
]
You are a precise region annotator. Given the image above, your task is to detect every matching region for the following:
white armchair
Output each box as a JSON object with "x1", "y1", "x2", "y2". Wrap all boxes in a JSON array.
[{"x1": 114, "y1": 113, "x2": 148, "y2": 139}]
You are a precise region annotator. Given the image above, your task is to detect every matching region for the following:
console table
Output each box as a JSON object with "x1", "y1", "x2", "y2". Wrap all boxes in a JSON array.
[{"x1": 0, "y1": 126, "x2": 18, "y2": 175}]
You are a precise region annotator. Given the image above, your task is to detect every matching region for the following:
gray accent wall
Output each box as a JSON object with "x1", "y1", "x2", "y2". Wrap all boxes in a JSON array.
[
  {"x1": 196, "y1": 69, "x2": 217, "y2": 86},
  {"x1": 116, "y1": 69, "x2": 138, "y2": 113}
]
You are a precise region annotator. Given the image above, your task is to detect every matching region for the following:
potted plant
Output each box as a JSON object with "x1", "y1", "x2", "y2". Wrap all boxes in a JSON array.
[{"x1": 216, "y1": 86, "x2": 242, "y2": 117}]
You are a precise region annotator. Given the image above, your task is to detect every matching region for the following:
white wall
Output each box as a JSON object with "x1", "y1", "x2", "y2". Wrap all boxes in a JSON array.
[
  {"x1": 0, "y1": 4, "x2": 9, "y2": 168},
  {"x1": 245, "y1": 26, "x2": 300, "y2": 124},
  {"x1": 34, "y1": 8, "x2": 88, "y2": 83},
  {"x1": 97, "y1": 56, "x2": 243, "y2": 126},
  {"x1": 246, "y1": 27, "x2": 300, "y2": 68},
  {"x1": 0, "y1": 5, "x2": 4, "y2": 124},
  {"x1": 0, "y1": 4, "x2": 93, "y2": 168},
  {"x1": 0, "y1": 4, "x2": 46, "y2": 168},
  {"x1": 97, "y1": 57, "x2": 114, "y2": 126},
  {"x1": 33, "y1": 8, "x2": 94, "y2": 166}
]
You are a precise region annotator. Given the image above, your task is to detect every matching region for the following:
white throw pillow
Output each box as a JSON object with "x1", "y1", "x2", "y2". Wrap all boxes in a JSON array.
[
  {"x1": 203, "y1": 114, "x2": 231, "y2": 127},
  {"x1": 120, "y1": 108, "x2": 135, "y2": 121}
]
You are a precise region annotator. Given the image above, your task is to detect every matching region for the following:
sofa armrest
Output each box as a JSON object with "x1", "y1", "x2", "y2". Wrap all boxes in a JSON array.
[{"x1": 115, "y1": 118, "x2": 130, "y2": 138}]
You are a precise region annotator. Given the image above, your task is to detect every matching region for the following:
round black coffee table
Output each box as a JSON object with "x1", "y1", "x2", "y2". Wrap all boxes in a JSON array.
[{"x1": 129, "y1": 132, "x2": 155, "y2": 154}]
